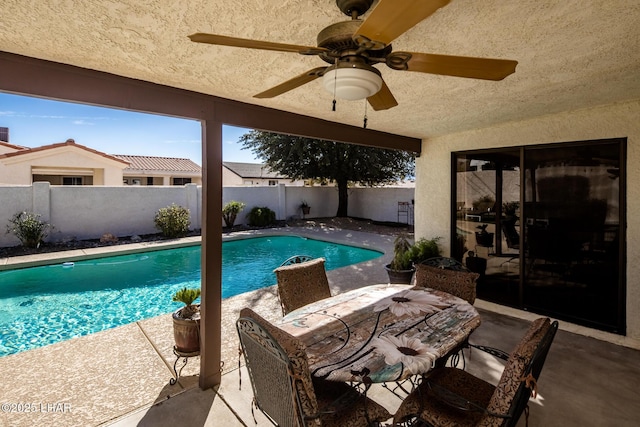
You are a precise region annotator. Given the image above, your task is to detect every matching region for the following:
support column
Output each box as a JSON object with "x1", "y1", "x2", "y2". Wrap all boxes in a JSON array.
[{"x1": 199, "y1": 118, "x2": 223, "y2": 389}]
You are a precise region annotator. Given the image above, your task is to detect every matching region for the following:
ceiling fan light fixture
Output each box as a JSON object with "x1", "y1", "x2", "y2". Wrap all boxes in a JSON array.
[{"x1": 322, "y1": 65, "x2": 382, "y2": 100}]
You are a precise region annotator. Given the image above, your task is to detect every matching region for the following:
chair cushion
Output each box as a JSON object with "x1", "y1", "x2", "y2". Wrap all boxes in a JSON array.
[
  {"x1": 393, "y1": 368, "x2": 496, "y2": 427},
  {"x1": 274, "y1": 258, "x2": 331, "y2": 314},
  {"x1": 414, "y1": 264, "x2": 479, "y2": 304}
]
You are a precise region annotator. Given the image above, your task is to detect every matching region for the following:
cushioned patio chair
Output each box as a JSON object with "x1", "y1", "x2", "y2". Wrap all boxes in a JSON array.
[
  {"x1": 237, "y1": 307, "x2": 391, "y2": 427},
  {"x1": 414, "y1": 257, "x2": 480, "y2": 305},
  {"x1": 274, "y1": 257, "x2": 331, "y2": 315},
  {"x1": 393, "y1": 317, "x2": 558, "y2": 427}
]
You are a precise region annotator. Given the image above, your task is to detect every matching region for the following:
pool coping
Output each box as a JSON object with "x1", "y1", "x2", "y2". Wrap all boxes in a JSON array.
[
  {"x1": 0, "y1": 227, "x2": 388, "y2": 271},
  {"x1": 0, "y1": 236, "x2": 203, "y2": 271}
]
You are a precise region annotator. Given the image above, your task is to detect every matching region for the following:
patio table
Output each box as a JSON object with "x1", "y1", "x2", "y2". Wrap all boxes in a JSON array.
[{"x1": 276, "y1": 284, "x2": 481, "y2": 384}]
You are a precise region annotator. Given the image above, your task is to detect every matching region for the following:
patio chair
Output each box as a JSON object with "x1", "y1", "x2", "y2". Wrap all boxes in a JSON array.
[
  {"x1": 414, "y1": 257, "x2": 480, "y2": 305},
  {"x1": 274, "y1": 257, "x2": 331, "y2": 315},
  {"x1": 393, "y1": 317, "x2": 559, "y2": 427},
  {"x1": 413, "y1": 257, "x2": 481, "y2": 369},
  {"x1": 236, "y1": 307, "x2": 391, "y2": 427},
  {"x1": 280, "y1": 255, "x2": 314, "y2": 266},
  {"x1": 500, "y1": 218, "x2": 520, "y2": 267}
]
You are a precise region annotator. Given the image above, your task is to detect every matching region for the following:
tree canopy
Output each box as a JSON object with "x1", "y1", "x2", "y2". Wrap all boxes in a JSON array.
[{"x1": 239, "y1": 130, "x2": 415, "y2": 217}]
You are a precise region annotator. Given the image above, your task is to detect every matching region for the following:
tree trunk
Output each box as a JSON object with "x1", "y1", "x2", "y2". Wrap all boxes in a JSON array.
[{"x1": 336, "y1": 179, "x2": 349, "y2": 217}]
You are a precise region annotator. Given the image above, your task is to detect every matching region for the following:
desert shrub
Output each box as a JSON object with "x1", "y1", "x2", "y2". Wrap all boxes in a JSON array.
[
  {"x1": 222, "y1": 200, "x2": 246, "y2": 228},
  {"x1": 6, "y1": 211, "x2": 52, "y2": 248},
  {"x1": 405, "y1": 237, "x2": 442, "y2": 265},
  {"x1": 154, "y1": 203, "x2": 191, "y2": 238},
  {"x1": 389, "y1": 235, "x2": 442, "y2": 270},
  {"x1": 246, "y1": 206, "x2": 276, "y2": 227}
]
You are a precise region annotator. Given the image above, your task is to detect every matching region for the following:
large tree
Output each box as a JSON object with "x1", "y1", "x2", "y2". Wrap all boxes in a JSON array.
[{"x1": 239, "y1": 131, "x2": 415, "y2": 217}]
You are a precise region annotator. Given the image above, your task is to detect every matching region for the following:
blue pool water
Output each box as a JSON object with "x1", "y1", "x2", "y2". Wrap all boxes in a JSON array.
[{"x1": 0, "y1": 235, "x2": 381, "y2": 357}]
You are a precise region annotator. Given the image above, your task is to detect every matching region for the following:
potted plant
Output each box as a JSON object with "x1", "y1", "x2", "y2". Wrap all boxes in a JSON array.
[
  {"x1": 300, "y1": 200, "x2": 311, "y2": 216},
  {"x1": 475, "y1": 224, "x2": 494, "y2": 248},
  {"x1": 385, "y1": 235, "x2": 442, "y2": 284},
  {"x1": 172, "y1": 287, "x2": 201, "y2": 354},
  {"x1": 385, "y1": 233, "x2": 414, "y2": 284}
]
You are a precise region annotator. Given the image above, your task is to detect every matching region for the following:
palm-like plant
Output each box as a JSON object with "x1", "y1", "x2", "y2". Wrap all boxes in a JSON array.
[{"x1": 172, "y1": 287, "x2": 201, "y2": 319}]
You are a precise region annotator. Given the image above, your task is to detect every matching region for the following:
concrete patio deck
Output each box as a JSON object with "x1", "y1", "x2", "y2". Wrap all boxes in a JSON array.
[{"x1": 1, "y1": 226, "x2": 639, "y2": 426}]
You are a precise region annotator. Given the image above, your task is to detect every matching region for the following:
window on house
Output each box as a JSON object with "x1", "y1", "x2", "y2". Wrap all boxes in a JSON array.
[
  {"x1": 172, "y1": 177, "x2": 192, "y2": 185},
  {"x1": 268, "y1": 180, "x2": 277, "y2": 186},
  {"x1": 147, "y1": 177, "x2": 154, "y2": 186},
  {"x1": 63, "y1": 177, "x2": 83, "y2": 185}
]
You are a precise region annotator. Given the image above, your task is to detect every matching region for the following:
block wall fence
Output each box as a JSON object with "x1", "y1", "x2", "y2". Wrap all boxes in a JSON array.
[{"x1": 0, "y1": 183, "x2": 414, "y2": 247}]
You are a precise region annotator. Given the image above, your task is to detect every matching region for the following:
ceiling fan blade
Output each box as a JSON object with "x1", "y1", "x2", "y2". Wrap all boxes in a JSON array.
[
  {"x1": 367, "y1": 80, "x2": 398, "y2": 111},
  {"x1": 354, "y1": 0, "x2": 451, "y2": 47},
  {"x1": 188, "y1": 33, "x2": 327, "y2": 55},
  {"x1": 254, "y1": 67, "x2": 327, "y2": 98},
  {"x1": 403, "y1": 52, "x2": 518, "y2": 81}
]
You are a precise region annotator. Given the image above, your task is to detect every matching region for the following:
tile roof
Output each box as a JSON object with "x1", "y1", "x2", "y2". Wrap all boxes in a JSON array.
[
  {"x1": 0, "y1": 141, "x2": 28, "y2": 151},
  {"x1": 222, "y1": 161, "x2": 283, "y2": 178},
  {"x1": 114, "y1": 154, "x2": 201, "y2": 173}
]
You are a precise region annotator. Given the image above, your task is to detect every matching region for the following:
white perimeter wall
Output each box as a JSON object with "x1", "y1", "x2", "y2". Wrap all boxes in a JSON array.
[{"x1": 0, "y1": 183, "x2": 413, "y2": 247}]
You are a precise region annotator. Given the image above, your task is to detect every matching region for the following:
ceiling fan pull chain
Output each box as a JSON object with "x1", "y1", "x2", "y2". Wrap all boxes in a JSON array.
[
  {"x1": 363, "y1": 100, "x2": 368, "y2": 128},
  {"x1": 332, "y1": 67, "x2": 338, "y2": 111}
]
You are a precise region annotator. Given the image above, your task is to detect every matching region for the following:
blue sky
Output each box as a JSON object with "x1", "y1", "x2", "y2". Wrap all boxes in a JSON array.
[{"x1": 0, "y1": 92, "x2": 261, "y2": 166}]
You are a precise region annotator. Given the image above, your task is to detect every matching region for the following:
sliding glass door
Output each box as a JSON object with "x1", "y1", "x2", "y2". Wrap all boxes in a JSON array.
[{"x1": 453, "y1": 139, "x2": 625, "y2": 333}]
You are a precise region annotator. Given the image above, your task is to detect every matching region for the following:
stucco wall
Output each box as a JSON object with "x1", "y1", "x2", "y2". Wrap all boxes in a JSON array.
[
  {"x1": 414, "y1": 98, "x2": 640, "y2": 342},
  {"x1": 0, "y1": 183, "x2": 413, "y2": 247}
]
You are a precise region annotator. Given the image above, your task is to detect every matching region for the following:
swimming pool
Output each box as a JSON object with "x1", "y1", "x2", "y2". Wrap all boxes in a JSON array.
[{"x1": 0, "y1": 235, "x2": 382, "y2": 357}]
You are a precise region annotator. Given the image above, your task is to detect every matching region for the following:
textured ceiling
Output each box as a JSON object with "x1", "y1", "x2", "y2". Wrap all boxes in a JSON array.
[{"x1": 1, "y1": 0, "x2": 639, "y2": 140}]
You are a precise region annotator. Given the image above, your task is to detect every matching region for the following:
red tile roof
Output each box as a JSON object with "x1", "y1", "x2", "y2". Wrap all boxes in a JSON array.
[
  {"x1": 0, "y1": 141, "x2": 28, "y2": 151},
  {"x1": 114, "y1": 154, "x2": 201, "y2": 173}
]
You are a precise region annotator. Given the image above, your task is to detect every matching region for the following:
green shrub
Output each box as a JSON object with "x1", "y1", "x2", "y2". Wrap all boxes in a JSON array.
[
  {"x1": 405, "y1": 237, "x2": 442, "y2": 265},
  {"x1": 389, "y1": 235, "x2": 442, "y2": 271},
  {"x1": 222, "y1": 200, "x2": 246, "y2": 228},
  {"x1": 246, "y1": 206, "x2": 276, "y2": 227},
  {"x1": 154, "y1": 204, "x2": 191, "y2": 238},
  {"x1": 6, "y1": 211, "x2": 52, "y2": 248}
]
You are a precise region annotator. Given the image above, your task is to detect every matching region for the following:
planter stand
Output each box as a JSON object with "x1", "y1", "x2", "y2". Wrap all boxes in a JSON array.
[{"x1": 169, "y1": 346, "x2": 200, "y2": 385}]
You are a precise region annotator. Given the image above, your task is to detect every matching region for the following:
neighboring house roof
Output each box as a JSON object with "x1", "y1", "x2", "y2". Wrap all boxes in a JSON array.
[
  {"x1": 0, "y1": 139, "x2": 129, "y2": 165},
  {"x1": 114, "y1": 154, "x2": 201, "y2": 173},
  {"x1": 222, "y1": 161, "x2": 284, "y2": 179},
  {"x1": 0, "y1": 141, "x2": 28, "y2": 151}
]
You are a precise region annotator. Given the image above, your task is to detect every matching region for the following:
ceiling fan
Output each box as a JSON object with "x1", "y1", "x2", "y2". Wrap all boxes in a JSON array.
[{"x1": 188, "y1": 0, "x2": 518, "y2": 111}]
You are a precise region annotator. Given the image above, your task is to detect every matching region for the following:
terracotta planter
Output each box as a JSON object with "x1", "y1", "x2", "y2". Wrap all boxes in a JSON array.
[
  {"x1": 172, "y1": 305, "x2": 200, "y2": 354},
  {"x1": 385, "y1": 264, "x2": 416, "y2": 284}
]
